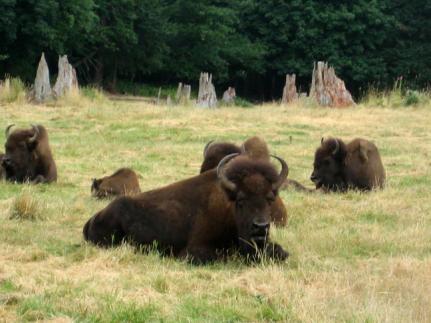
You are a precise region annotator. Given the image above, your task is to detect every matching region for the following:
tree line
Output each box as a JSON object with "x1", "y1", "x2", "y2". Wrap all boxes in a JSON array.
[{"x1": 0, "y1": 0, "x2": 429, "y2": 100}]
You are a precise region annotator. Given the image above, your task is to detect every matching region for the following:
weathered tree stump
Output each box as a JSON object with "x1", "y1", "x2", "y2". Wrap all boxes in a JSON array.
[
  {"x1": 176, "y1": 82, "x2": 191, "y2": 104},
  {"x1": 309, "y1": 61, "x2": 355, "y2": 107},
  {"x1": 197, "y1": 72, "x2": 217, "y2": 108},
  {"x1": 33, "y1": 53, "x2": 52, "y2": 103},
  {"x1": 222, "y1": 87, "x2": 236, "y2": 105},
  {"x1": 281, "y1": 74, "x2": 298, "y2": 104},
  {"x1": 53, "y1": 55, "x2": 78, "y2": 97}
]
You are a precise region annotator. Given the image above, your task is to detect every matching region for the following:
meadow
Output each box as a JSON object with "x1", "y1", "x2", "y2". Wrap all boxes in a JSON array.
[{"x1": 0, "y1": 95, "x2": 430, "y2": 322}]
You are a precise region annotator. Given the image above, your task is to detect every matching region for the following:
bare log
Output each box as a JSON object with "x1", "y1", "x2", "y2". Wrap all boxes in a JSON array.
[
  {"x1": 197, "y1": 72, "x2": 217, "y2": 108},
  {"x1": 309, "y1": 61, "x2": 355, "y2": 107},
  {"x1": 33, "y1": 53, "x2": 52, "y2": 103},
  {"x1": 222, "y1": 87, "x2": 236, "y2": 105},
  {"x1": 281, "y1": 74, "x2": 298, "y2": 104},
  {"x1": 176, "y1": 82, "x2": 191, "y2": 104},
  {"x1": 53, "y1": 55, "x2": 79, "y2": 97}
]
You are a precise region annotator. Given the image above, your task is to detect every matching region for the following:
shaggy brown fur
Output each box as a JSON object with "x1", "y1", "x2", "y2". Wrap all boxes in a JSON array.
[
  {"x1": 200, "y1": 136, "x2": 289, "y2": 226},
  {"x1": 200, "y1": 141, "x2": 241, "y2": 173},
  {"x1": 83, "y1": 156, "x2": 289, "y2": 264},
  {"x1": 311, "y1": 137, "x2": 386, "y2": 192},
  {"x1": 92, "y1": 168, "x2": 141, "y2": 198},
  {"x1": 0, "y1": 153, "x2": 4, "y2": 180},
  {"x1": 2, "y1": 124, "x2": 57, "y2": 183}
]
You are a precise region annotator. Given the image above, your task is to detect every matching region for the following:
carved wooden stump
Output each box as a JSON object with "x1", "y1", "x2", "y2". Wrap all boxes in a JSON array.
[
  {"x1": 33, "y1": 53, "x2": 52, "y2": 103},
  {"x1": 197, "y1": 72, "x2": 217, "y2": 108},
  {"x1": 222, "y1": 87, "x2": 236, "y2": 105},
  {"x1": 53, "y1": 55, "x2": 78, "y2": 97},
  {"x1": 281, "y1": 74, "x2": 298, "y2": 104},
  {"x1": 309, "y1": 61, "x2": 355, "y2": 107},
  {"x1": 176, "y1": 82, "x2": 191, "y2": 104}
]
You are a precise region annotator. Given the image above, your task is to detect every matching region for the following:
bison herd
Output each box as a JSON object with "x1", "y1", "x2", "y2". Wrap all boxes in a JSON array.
[{"x1": 1, "y1": 124, "x2": 386, "y2": 264}]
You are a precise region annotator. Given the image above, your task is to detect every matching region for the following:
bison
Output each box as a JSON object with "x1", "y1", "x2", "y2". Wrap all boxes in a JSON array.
[
  {"x1": 310, "y1": 137, "x2": 386, "y2": 192},
  {"x1": 91, "y1": 168, "x2": 141, "y2": 198},
  {"x1": 2, "y1": 124, "x2": 57, "y2": 183},
  {"x1": 200, "y1": 137, "x2": 288, "y2": 226},
  {"x1": 0, "y1": 153, "x2": 5, "y2": 180},
  {"x1": 200, "y1": 140, "x2": 241, "y2": 173},
  {"x1": 83, "y1": 154, "x2": 289, "y2": 264}
]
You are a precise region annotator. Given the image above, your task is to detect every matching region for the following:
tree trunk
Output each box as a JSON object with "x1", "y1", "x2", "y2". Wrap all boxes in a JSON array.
[
  {"x1": 175, "y1": 82, "x2": 191, "y2": 105},
  {"x1": 281, "y1": 74, "x2": 298, "y2": 104},
  {"x1": 197, "y1": 72, "x2": 217, "y2": 108},
  {"x1": 33, "y1": 52, "x2": 52, "y2": 103},
  {"x1": 222, "y1": 87, "x2": 236, "y2": 105},
  {"x1": 53, "y1": 55, "x2": 79, "y2": 97},
  {"x1": 309, "y1": 61, "x2": 355, "y2": 107}
]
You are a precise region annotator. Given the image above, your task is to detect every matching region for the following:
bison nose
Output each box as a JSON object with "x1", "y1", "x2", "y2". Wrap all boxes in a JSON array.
[
  {"x1": 2, "y1": 156, "x2": 11, "y2": 165},
  {"x1": 310, "y1": 173, "x2": 317, "y2": 182},
  {"x1": 252, "y1": 221, "x2": 270, "y2": 231}
]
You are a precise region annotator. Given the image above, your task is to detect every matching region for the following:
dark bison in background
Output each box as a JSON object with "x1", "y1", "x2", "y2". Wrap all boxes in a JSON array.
[
  {"x1": 200, "y1": 137, "x2": 288, "y2": 226},
  {"x1": 0, "y1": 152, "x2": 5, "y2": 180},
  {"x1": 2, "y1": 124, "x2": 57, "y2": 183},
  {"x1": 83, "y1": 154, "x2": 289, "y2": 264},
  {"x1": 92, "y1": 168, "x2": 141, "y2": 198},
  {"x1": 200, "y1": 140, "x2": 241, "y2": 173},
  {"x1": 311, "y1": 137, "x2": 386, "y2": 192}
]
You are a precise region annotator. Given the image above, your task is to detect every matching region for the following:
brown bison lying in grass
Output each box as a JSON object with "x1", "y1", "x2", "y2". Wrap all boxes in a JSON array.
[
  {"x1": 0, "y1": 152, "x2": 4, "y2": 180},
  {"x1": 200, "y1": 137, "x2": 288, "y2": 226},
  {"x1": 91, "y1": 168, "x2": 141, "y2": 198},
  {"x1": 311, "y1": 137, "x2": 386, "y2": 192},
  {"x1": 83, "y1": 154, "x2": 289, "y2": 264},
  {"x1": 2, "y1": 124, "x2": 57, "y2": 184}
]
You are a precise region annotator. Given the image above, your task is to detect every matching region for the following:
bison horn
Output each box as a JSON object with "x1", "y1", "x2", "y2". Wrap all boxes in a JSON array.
[
  {"x1": 270, "y1": 155, "x2": 289, "y2": 190},
  {"x1": 321, "y1": 137, "x2": 324, "y2": 145},
  {"x1": 203, "y1": 140, "x2": 214, "y2": 158},
  {"x1": 332, "y1": 139, "x2": 340, "y2": 155},
  {"x1": 217, "y1": 153, "x2": 239, "y2": 191},
  {"x1": 5, "y1": 124, "x2": 15, "y2": 138},
  {"x1": 28, "y1": 124, "x2": 39, "y2": 143}
]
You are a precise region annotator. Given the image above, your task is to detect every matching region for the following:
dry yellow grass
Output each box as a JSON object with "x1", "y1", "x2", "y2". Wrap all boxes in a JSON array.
[{"x1": 0, "y1": 98, "x2": 430, "y2": 322}]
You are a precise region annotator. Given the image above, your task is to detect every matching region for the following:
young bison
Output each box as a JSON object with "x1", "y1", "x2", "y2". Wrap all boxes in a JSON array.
[
  {"x1": 83, "y1": 154, "x2": 289, "y2": 264},
  {"x1": 2, "y1": 124, "x2": 57, "y2": 183},
  {"x1": 91, "y1": 168, "x2": 141, "y2": 198},
  {"x1": 311, "y1": 137, "x2": 386, "y2": 192}
]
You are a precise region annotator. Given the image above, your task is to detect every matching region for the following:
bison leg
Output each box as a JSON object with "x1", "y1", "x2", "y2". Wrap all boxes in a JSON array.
[
  {"x1": 264, "y1": 242, "x2": 289, "y2": 261},
  {"x1": 179, "y1": 246, "x2": 218, "y2": 264}
]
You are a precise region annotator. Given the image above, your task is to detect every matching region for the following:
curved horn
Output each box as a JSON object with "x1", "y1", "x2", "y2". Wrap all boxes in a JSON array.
[
  {"x1": 216, "y1": 153, "x2": 239, "y2": 191},
  {"x1": 270, "y1": 154, "x2": 289, "y2": 190},
  {"x1": 5, "y1": 124, "x2": 15, "y2": 138},
  {"x1": 203, "y1": 140, "x2": 214, "y2": 158},
  {"x1": 321, "y1": 137, "x2": 324, "y2": 145},
  {"x1": 28, "y1": 124, "x2": 39, "y2": 143},
  {"x1": 332, "y1": 138, "x2": 340, "y2": 155}
]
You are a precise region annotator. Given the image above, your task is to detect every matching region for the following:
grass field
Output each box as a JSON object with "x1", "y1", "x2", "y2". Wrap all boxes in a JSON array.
[{"x1": 0, "y1": 97, "x2": 430, "y2": 322}]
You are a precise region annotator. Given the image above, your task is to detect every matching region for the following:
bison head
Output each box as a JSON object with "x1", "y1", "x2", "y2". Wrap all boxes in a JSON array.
[
  {"x1": 200, "y1": 140, "x2": 241, "y2": 173},
  {"x1": 2, "y1": 124, "x2": 40, "y2": 182},
  {"x1": 310, "y1": 137, "x2": 347, "y2": 191},
  {"x1": 217, "y1": 154, "x2": 288, "y2": 253}
]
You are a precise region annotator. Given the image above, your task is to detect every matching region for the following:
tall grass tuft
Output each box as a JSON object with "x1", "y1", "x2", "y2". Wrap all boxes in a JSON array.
[
  {"x1": 362, "y1": 78, "x2": 430, "y2": 108},
  {"x1": 9, "y1": 189, "x2": 43, "y2": 221},
  {"x1": 0, "y1": 76, "x2": 27, "y2": 104}
]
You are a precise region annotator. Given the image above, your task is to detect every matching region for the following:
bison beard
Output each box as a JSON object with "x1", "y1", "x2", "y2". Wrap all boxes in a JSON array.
[
  {"x1": 311, "y1": 137, "x2": 386, "y2": 192},
  {"x1": 83, "y1": 155, "x2": 289, "y2": 264},
  {"x1": 2, "y1": 124, "x2": 57, "y2": 184}
]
